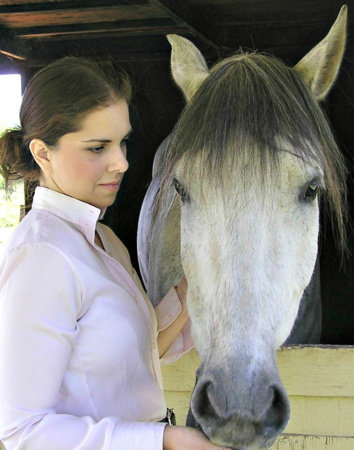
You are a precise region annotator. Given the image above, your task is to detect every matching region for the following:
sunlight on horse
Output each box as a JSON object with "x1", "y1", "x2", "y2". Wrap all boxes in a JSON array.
[{"x1": 138, "y1": 5, "x2": 348, "y2": 449}]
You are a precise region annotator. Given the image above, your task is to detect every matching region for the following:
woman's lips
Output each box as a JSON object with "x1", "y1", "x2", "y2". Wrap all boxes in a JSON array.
[{"x1": 100, "y1": 181, "x2": 120, "y2": 192}]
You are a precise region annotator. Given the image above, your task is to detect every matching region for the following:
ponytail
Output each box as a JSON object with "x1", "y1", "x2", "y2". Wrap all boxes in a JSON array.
[{"x1": 0, "y1": 127, "x2": 39, "y2": 190}]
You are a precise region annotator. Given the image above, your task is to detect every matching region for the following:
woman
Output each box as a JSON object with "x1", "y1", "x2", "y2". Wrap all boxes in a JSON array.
[{"x1": 0, "y1": 58, "x2": 227, "y2": 449}]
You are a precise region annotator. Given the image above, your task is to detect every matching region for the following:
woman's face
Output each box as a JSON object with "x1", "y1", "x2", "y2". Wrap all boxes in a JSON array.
[{"x1": 42, "y1": 101, "x2": 131, "y2": 209}]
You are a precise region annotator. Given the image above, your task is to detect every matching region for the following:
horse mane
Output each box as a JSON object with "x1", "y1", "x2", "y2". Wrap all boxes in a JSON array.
[{"x1": 156, "y1": 50, "x2": 347, "y2": 252}]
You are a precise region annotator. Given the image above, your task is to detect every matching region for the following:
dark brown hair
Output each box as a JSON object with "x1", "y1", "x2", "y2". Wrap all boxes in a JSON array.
[{"x1": 0, "y1": 57, "x2": 132, "y2": 188}]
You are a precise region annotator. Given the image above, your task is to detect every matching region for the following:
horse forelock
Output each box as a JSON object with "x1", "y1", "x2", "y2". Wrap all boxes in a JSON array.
[{"x1": 157, "y1": 50, "x2": 347, "y2": 252}]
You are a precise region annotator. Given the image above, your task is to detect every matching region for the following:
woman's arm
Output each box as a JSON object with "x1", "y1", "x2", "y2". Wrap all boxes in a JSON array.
[
  {"x1": 163, "y1": 425, "x2": 231, "y2": 449},
  {"x1": 0, "y1": 243, "x2": 165, "y2": 450},
  {"x1": 157, "y1": 277, "x2": 189, "y2": 358}
]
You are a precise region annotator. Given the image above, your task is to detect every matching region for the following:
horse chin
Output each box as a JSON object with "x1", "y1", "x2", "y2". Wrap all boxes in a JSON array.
[
  {"x1": 186, "y1": 407, "x2": 279, "y2": 449},
  {"x1": 186, "y1": 409, "x2": 276, "y2": 450}
]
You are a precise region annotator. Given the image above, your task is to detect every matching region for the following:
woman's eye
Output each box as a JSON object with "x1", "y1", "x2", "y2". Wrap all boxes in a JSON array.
[
  {"x1": 304, "y1": 180, "x2": 320, "y2": 200},
  {"x1": 89, "y1": 145, "x2": 105, "y2": 153}
]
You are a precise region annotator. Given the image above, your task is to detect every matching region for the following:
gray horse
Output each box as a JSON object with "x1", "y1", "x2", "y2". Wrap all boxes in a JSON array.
[{"x1": 138, "y1": 6, "x2": 347, "y2": 448}]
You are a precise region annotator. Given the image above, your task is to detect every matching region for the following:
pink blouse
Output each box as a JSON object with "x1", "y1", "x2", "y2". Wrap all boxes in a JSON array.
[{"x1": 0, "y1": 187, "x2": 193, "y2": 450}]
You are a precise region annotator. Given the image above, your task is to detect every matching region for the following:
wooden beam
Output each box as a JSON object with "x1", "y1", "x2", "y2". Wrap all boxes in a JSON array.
[
  {"x1": 0, "y1": 48, "x2": 26, "y2": 61},
  {"x1": 0, "y1": 0, "x2": 148, "y2": 7},
  {"x1": 19, "y1": 25, "x2": 191, "y2": 40},
  {"x1": 163, "y1": 346, "x2": 354, "y2": 396},
  {"x1": 0, "y1": 5, "x2": 168, "y2": 28},
  {"x1": 23, "y1": 30, "x2": 191, "y2": 42}
]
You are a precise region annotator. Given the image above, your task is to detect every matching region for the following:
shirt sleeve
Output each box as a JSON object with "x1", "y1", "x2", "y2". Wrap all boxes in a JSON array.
[
  {"x1": 155, "y1": 287, "x2": 194, "y2": 365},
  {"x1": 0, "y1": 243, "x2": 166, "y2": 450}
]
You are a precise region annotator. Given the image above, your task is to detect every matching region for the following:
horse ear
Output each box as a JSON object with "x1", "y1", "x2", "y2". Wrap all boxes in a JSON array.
[
  {"x1": 294, "y1": 5, "x2": 347, "y2": 100},
  {"x1": 167, "y1": 34, "x2": 209, "y2": 102}
]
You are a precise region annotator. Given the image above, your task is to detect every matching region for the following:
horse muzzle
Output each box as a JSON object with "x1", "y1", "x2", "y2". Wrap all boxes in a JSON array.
[{"x1": 189, "y1": 362, "x2": 290, "y2": 449}]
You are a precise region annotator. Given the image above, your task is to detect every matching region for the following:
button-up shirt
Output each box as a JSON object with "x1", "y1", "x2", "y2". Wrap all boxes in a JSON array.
[{"x1": 0, "y1": 187, "x2": 192, "y2": 450}]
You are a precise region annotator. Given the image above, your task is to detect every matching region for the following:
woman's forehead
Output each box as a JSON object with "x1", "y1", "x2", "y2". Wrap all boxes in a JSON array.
[{"x1": 62, "y1": 102, "x2": 131, "y2": 143}]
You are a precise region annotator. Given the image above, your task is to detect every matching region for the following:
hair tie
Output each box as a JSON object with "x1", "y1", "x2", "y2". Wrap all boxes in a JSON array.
[{"x1": 12, "y1": 126, "x2": 24, "y2": 142}]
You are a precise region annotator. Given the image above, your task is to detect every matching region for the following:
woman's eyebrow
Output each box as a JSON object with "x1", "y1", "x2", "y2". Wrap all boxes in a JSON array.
[
  {"x1": 81, "y1": 138, "x2": 111, "y2": 143},
  {"x1": 81, "y1": 129, "x2": 133, "y2": 143}
]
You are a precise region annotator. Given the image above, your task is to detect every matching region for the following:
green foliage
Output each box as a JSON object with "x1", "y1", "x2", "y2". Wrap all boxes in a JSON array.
[{"x1": 0, "y1": 174, "x2": 24, "y2": 247}]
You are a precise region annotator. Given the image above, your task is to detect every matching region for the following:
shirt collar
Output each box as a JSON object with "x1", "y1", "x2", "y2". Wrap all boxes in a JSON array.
[{"x1": 32, "y1": 187, "x2": 105, "y2": 243}]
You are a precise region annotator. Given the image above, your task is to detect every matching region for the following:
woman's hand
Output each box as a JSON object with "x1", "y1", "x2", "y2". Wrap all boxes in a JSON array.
[{"x1": 163, "y1": 425, "x2": 232, "y2": 450}]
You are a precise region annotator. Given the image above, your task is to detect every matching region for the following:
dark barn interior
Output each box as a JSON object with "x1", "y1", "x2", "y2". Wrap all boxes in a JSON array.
[{"x1": 0, "y1": 0, "x2": 353, "y2": 345}]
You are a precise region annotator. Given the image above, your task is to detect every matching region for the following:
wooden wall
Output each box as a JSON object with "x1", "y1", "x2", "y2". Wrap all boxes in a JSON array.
[{"x1": 162, "y1": 347, "x2": 354, "y2": 448}]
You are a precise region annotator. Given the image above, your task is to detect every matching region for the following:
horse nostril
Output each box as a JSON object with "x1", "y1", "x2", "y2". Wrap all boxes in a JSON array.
[
  {"x1": 263, "y1": 385, "x2": 290, "y2": 439},
  {"x1": 193, "y1": 380, "x2": 218, "y2": 420}
]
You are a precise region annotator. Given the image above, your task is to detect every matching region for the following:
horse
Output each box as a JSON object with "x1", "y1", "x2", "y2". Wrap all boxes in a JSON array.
[{"x1": 137, "y1": 6, "x2": 348, "y2": 449}]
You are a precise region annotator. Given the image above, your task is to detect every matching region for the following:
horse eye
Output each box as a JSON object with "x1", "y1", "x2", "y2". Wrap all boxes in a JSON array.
[
  {"x1": 304, "y1": 181, "x2": 319, "y2": 200},
  {"x1": 173, "y1": 178, "x2": 187, "y2": 201}
]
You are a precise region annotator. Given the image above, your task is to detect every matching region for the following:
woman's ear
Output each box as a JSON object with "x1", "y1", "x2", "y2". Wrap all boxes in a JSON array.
[{"x1": 29, "y1": 138, "x2": 52, "y2": 173}]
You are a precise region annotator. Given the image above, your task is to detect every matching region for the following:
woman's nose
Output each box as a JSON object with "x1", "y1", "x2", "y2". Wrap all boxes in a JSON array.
[{"x1": 109, "y1": 147, "x2": 129, "y2": 173}]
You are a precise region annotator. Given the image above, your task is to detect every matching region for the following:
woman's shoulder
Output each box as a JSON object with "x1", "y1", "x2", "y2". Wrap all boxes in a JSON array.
[
  {"x1": 7, "y1": 208, "x2": 67, "y2": 247},
  {"x1": 3, "y1": 209, "x2": 46, "y2": 253},
  {"x1": 3, "y1": 208, "x2": 87, "y2": 265}
]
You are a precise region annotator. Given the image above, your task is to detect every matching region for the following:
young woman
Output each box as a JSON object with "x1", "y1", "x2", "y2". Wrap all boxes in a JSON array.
[{"x1": 0, "y1": 58, "x2": 228, "y2": 449}]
